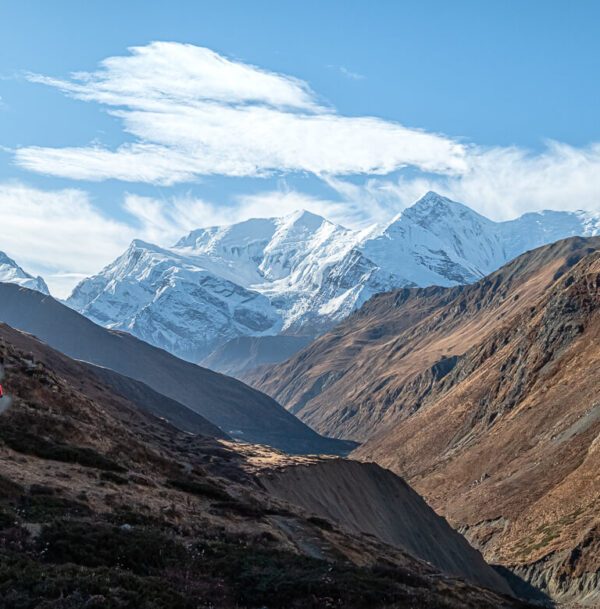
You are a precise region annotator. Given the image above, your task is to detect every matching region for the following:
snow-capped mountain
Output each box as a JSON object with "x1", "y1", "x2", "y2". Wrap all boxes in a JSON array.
[
  {"x1": 68, "y1": 240, "x2": 281, "y2": 361},
  {"x1": 66, "y1": 192, "x2": 600, "y2": 361},
  {"x1": 0, "y1": 251, "x2": 49, "y2": 295}
]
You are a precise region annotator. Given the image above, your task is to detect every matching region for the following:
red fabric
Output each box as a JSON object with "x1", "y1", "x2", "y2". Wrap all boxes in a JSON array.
[{"x1": 0, "y1": 384, "x2": 3, "y2": 398}]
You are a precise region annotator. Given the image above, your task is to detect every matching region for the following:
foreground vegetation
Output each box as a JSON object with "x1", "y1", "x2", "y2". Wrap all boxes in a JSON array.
[{"x1": 0, "y1": 486, "x2": 453, "y2": 609}]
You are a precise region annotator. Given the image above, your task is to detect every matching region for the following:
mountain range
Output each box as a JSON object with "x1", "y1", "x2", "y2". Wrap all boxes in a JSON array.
[
  {"x1": 60, "y1": 192, "x2": 600, "y2": 363},
  {"x1": 0, "y1": 317, "x2": 527, "y2": 608},
  {"x1": 249, "y1": 236, "x2": 600, "y2": 605},
  {"x1": 1, "y1": 192, "x2": 600, "y2": 605}
]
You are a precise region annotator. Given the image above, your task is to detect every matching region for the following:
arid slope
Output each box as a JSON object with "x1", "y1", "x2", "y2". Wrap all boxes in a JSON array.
[
  {"x1": 0, "y1": 323, "x2": 527, "y2": 608},
  {"x1": 250, "y1": 237, "x2": 600, "y2": 604},
  {"x1": 259, "y1": 459, "x2": 509, "y2": 593},
  {"x1": 355, "y1": 248, "x2": 600, "y2": 605},
  {"x1": 249, "y1": 237, "x2": 600, "y2": 442}
]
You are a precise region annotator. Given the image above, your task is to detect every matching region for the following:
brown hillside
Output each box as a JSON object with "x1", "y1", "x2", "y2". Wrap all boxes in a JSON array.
[
  {"x1": 0, "y1": 323, "x2": 529, "y2": 608},
  {"x1": 354, "y1": 248, "x2": 600, "y2": 605},
  {"x1": 249, "y1": 237, "x2": 600, "y2": 604},
  {"x1": 249, "y1": 237, "x2": 600, "y2": 443}
]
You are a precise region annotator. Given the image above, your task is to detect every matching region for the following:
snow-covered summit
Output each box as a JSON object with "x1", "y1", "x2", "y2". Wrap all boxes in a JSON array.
[
  {"x1": 68, "y1": 238, "x2": 281, "y2": 361},
  {"x1": 66, "y1": 193, "x2": 600, "y2": 360},
  {"x1": 0, "y1": 252, "x2": 49, "y2": 295}
]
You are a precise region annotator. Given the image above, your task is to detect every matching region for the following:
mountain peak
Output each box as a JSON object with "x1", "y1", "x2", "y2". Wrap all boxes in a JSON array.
[
  {"x1": 401, "y1": 192, "x2": 491, "y2": 227},
  {"x1": 129, "y1": 238, "x2": 159, "y2": 250},
  {"x1": 0, "y1": 251, "x2": 17, "y2": 266},
  {"x1": 126, "y1": 239, "x2": 176, "y2": 257},
  {"x1": 411, "y1": 191, "x2": 464, "y2": 213},
  {"x1": 0, "y1": 250, "x2": 50, "y2": 295},
  {"x1": 418, "y1": 190, "x2": 448, "y2": 203},
  {"x1": 283, "y1": 208, "x2": 328, "y2": 229},
  {"x1": 383, "y1": 192, "x2": 467, "y2": 229}
]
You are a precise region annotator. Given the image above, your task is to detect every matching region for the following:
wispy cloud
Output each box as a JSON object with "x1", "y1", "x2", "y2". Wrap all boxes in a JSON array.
[
  {"x1": 338, "y1": 66, "x2": 365, "y2": 80},
  {"x1": 232, "y1": 189, "x2": 354, "y2": 226},
  {"x1": 0, "y1": 182, "x2": 133, "y2": 297},
  {"x1": 326, "y1": 141, "x2": 600, "y2": 221},
  {"x1": 16, "y1": 42, "x2": 467, "y2": 184},
  {"x1": 0, "y1": 182, "x2": 218, "y2": 296},
  {"x1": 4, "y1": 143, "x2": 600, "y2": 300},
  {"x1": 5, "y1": 39, "x2": 600, "y2": 278},
  {"x1": 26, "y1": 43, "x2": 321, "y2": 111}
]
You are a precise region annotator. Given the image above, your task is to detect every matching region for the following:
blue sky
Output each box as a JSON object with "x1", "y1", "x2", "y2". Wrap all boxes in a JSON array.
[{"x1": 1, "y1": 0, "x2": 599, "y2": 295}]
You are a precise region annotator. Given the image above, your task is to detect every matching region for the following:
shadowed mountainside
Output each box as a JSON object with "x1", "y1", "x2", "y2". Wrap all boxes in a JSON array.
[
  {"x1": 200, "y1": 334, "x2": 313, "y2": 378},
  {"x1": 0, "y1": 284, "x2": 353, "y2": 455}
]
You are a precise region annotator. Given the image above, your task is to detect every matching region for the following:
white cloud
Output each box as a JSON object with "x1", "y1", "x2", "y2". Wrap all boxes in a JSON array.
[
  {"x1": 233, "y1": 189, "x2": 355, "y2": 226},
  {"x1": 123, "y1": 193, "x2": 241, "y2": 244},
  {"x1": 18, "y1": 41, "x2": 599, "y2": 217},
  {"x1": 0, "y1": 182, "x2": 353, "y2": 297},
  {"x1": 339, "y1": 66, "x2": 365, "y2": 81},
  {"x1": 16, "y1": 42, "x2": 467, "y2": 183},
  {"x1": 124, "y1": 189, "x2": 359, "y2": 240},
  {"x1": 16, "y1": 106, "x2": 466, "y2": 183},
  {"x1": 27, "y1": 42, "x2": 321, "y2": 111},
  {"x1": 0, "y1": 183, "x2": 133, "y2": 297},
  {"x1": 3, "y1": 152, "x2": 600, "y2": 301},
  {"x1": 321, "y1": 175, "x2": 413, "y2": 225},
  {"x1": 445, "y1": 142, "x2": 600, "y2": 219},
  {"x1": 5, "y1": 41, "x2": 600, "y2": 292},
  {"x1": 16, "y1": 144, "x2": 202, "y2": 185},
  {"x1": 326, "y1": 142, "x2": 600, "y2": 221},
  {"x1": 0, "y1": 183, "x2": 216, "y2": 296}
]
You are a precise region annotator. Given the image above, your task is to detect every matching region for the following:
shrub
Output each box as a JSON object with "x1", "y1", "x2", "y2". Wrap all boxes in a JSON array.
[
  {"x1": 38, "y1": 521, "x2": 186, "y2": 576},
  {"x1": 100, "y1": 471, "x2": 129, "y2": 486},
  {"x1": 307, "y1": 515, "x2": 335, "y2": 531},
  {"x1": 191, "y1": 541, "x2": 411, "y2": 609},
  {"x1": 0, "y1": 427, "x2": 125, "y2": 472},
  {"x1": 18, "y1": 495, "x2": 91, "y2": 521},
  {"x1": 0, "y1": 473, "x2": 23, "y2": 498},
  {"x1": 166, "y1": 478, "x2": 231, "y2": 501},
  {"x1": 0, "y1": 507, "x2": 16, "y2": 530},
  {"x1": 0, "y1": 554, "x2": 191, "y2": 609}
]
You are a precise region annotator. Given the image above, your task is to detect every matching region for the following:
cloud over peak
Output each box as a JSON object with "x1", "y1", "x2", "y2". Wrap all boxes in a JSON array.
[
  {"x1": 17, "y1": 42, "x2": 467, "y2": 184},
  {"x1": 10, "y1": 41, "x2": 600, "y2": 227}
]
